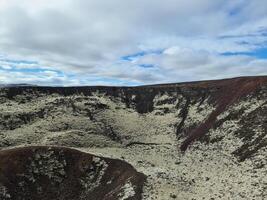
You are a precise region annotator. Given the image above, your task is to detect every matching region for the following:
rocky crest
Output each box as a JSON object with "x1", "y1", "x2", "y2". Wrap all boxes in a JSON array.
[{"x1": 0, "y1": 146, "x2": 145, "y2": 200}]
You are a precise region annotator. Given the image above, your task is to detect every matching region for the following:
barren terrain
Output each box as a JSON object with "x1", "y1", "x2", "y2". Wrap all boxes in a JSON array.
[{"x1": 0, "y1": 76, "x2": 266, "y2": 199}]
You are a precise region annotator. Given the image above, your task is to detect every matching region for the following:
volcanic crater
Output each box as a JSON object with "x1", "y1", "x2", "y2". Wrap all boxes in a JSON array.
[{"x1": 0, "y1": 76, "x2": 266, "y2": 199}]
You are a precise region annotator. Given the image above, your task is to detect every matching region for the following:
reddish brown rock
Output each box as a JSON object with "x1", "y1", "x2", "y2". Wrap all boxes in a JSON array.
[
  {"x1": 0, "y1": 146, "x2": 146, "y2": 200},
  {"x1": 180, "y1": 76, "x2": 267, "y2": 150}
]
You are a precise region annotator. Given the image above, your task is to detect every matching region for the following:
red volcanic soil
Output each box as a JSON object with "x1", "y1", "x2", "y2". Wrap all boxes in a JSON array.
[
  {"x1": 180, "y1": 76, "x2": 267, "y2": 151},
  {"x1": 0, "y1": 146, "x2": 146, "y2": 200}
]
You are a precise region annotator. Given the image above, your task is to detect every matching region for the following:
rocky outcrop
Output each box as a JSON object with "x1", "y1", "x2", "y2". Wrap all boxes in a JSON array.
[{"x1": 0, "y1": 146, "x2": 146, "y2": 200}]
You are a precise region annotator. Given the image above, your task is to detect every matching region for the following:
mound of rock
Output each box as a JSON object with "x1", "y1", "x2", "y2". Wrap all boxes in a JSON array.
[{"x1": 0, "y1": 146, "x2": 146, "y2": 200}]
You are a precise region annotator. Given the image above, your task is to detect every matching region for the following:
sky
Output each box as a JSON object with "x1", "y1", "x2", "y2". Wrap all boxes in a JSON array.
[{"x1": 0, "y1": 0, "x2": 267, "y2": 86}]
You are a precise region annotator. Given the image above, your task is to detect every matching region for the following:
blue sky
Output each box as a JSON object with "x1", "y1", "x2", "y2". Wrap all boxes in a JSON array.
[
  {"x1": 221, "y1": 47, "x2": 267, "y2": 59},
  {"x1": 0, "y1": 0, "x2": 266, "y2": 86}
]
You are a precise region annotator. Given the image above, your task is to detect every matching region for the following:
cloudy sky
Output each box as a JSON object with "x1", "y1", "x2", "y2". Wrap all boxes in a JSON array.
[{"x1": 0, "y1": 0, "x2": 267, "y2": 86}]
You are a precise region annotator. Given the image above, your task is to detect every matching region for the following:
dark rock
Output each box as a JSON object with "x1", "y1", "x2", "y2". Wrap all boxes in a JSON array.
[{"x1": 0, "y1": 146, "x2": 146, "y2": 200}]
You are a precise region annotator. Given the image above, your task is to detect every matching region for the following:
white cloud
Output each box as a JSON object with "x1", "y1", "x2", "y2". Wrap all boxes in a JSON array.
[{"x1": 0, "y1": 0, "x2": 266, "y2": 85}]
